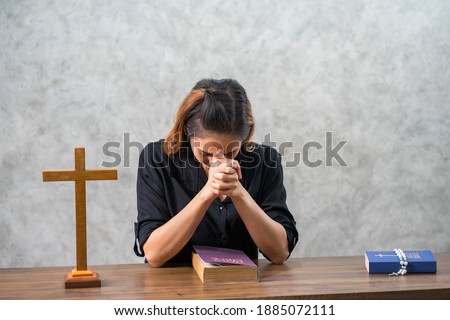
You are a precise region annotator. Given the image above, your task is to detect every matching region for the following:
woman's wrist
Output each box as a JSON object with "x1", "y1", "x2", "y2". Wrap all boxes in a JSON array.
[
  {"x1": 199, "y1": 185, "x2": 217, "y2": 203},
  {"x1": 230, "y1": 182, "x2": 247, "y2": 202}
]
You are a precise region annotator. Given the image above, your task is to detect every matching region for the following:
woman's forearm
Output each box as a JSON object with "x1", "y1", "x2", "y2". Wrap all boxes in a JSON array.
[
  {"x1": 143, "y1": 188, "x2": 215, "y2": 267},
  {"x1": 231, "y1": 186, "x2": 289, "y2": 264}
]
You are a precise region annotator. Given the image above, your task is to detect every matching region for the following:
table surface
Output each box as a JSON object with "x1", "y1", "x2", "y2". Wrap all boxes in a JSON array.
[{"x1": 1, "y1": 254, "x2": 449, "y2": 299}]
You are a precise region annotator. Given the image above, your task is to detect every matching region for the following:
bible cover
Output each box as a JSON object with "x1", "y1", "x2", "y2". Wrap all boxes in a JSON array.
[
  {"x1": 365, "y1": 250, "x2": 437, "y2": 274},
  {"x1": 192, "y1": 245, "x2": 259, "y2": 284}
]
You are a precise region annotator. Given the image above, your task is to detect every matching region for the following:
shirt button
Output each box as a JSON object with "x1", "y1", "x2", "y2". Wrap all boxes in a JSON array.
[
  {"x1": 219, "y1": 234, "x2": 227, "y2": 242},
  {"x1": 219, "y1": 206, "x2": 224, "y2": 210}
]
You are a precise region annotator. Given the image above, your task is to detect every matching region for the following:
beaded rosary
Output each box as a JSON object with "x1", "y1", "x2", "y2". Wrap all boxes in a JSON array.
[{"x1": 389, "y1": 248, "x2": 408, "y2": 276}]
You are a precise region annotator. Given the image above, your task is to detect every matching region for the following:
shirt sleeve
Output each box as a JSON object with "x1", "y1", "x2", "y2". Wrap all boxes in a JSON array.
[
  {"x1": 134, "y1": 142, "x2": 170, "y2": 257},
  {"x1": 257, "y1": 146, "x2": 299, "y2": 257}
]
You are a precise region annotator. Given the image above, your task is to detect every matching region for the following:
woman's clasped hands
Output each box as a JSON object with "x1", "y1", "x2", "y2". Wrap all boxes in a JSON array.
[{"x1": 207, "y1": 150, "x2": 243, "y2": 200}]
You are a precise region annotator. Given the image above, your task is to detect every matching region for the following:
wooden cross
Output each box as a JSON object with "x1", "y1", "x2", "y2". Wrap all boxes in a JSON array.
[{"x1": 42, "y1": 147, "x2": 118, "y2": 288}]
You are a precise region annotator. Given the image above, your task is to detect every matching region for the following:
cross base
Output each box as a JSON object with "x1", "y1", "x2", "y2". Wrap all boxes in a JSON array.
[{"x1": 64, "y1": 269, "x2": 101, "y2": 289}]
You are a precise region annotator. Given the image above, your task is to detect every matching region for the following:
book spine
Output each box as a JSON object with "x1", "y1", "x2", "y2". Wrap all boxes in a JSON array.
[{"x1": 369, "y1": 261, "x2": 437, "y2": 273}]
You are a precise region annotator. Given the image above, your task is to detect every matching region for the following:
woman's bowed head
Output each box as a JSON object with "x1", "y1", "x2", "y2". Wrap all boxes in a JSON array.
[
  {"x1": 164, "y1": 79, "x2": 251, "y2": 201},
  {"x1": 135, "y1": 79, "x2": 298, "y2": 267}
]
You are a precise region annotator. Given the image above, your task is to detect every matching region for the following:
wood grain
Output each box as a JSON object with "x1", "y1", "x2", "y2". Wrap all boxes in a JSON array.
[{"x1": 1, "y1": 254, "x2": 449, "y2": 299}]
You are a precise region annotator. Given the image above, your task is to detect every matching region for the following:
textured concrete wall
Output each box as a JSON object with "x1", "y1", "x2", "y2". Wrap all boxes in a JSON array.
[{"x1": 1, "y1": 0, "x2": 449, "y2": 268}]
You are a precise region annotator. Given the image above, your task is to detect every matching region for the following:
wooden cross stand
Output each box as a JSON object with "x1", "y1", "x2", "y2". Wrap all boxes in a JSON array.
[{"x1": 42, "y1": 147, "x2": 118, "y2": 288}]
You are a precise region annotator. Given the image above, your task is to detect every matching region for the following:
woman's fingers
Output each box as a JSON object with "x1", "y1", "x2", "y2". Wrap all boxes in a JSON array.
[
  {"x1": 232, "y1": 160, "x2": 242, "y2": 180},
  {"x1": 210, "y1": 181, "x2": 237, "y2": 192}
]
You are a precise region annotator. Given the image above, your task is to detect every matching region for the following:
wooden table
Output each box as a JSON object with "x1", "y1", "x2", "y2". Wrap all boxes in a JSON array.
[{"x1": 1, "y1": 254, "x2": 449, "y2": 299}]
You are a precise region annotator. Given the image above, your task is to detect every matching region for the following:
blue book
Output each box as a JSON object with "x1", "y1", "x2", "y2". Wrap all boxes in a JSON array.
[{"x1": 365, "y1": 250, "x2": 437, "y2": 274}]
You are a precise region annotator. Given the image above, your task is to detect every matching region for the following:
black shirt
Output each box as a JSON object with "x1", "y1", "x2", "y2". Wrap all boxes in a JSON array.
[{"x1": 134, "y1": 139, "x2": 298, "y2": 263}]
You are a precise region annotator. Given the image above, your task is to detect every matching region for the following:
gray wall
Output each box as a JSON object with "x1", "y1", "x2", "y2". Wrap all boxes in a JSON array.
[{"x1": 1, "y1": 0, "x2": 449, "y2": 268}]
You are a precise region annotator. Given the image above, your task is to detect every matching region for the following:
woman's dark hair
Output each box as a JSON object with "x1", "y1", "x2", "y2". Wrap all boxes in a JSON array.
[{"x1": 163, "y1": 79, "x2": 255, "y2": 156}]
